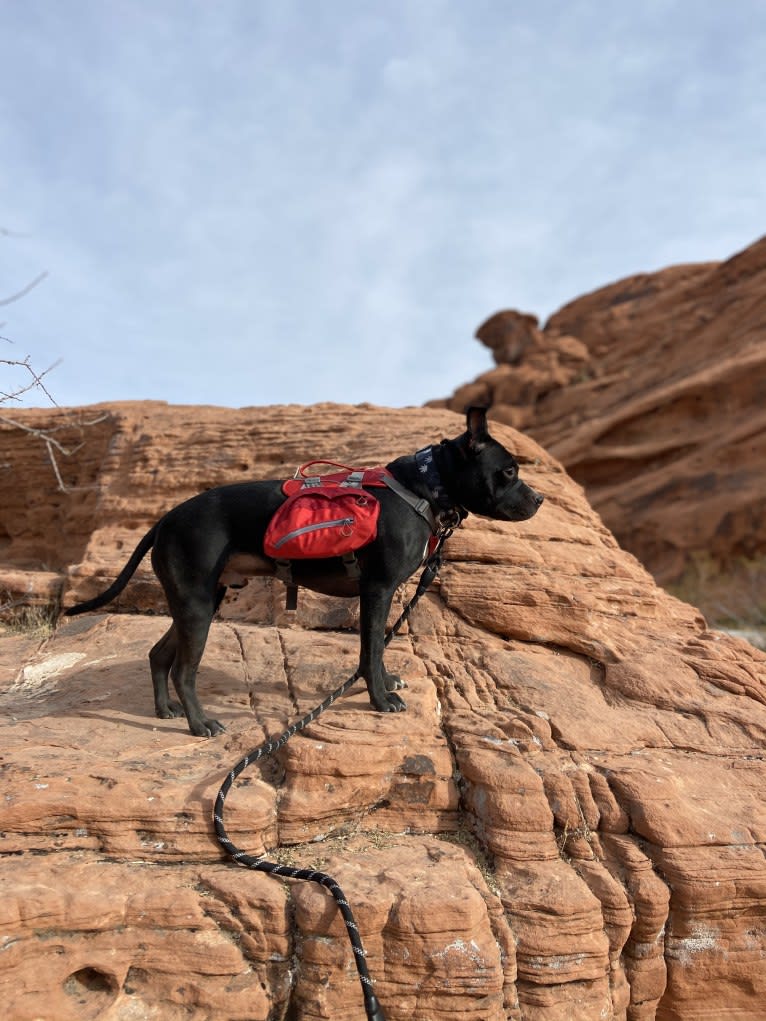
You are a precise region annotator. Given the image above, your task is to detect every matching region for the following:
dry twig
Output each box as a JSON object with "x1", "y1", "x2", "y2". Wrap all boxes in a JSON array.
[{"x1": 0, "y1": 412, "x2": 112, "y2": 491}]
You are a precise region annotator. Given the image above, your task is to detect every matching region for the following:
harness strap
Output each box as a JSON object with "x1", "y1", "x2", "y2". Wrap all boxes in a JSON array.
[{"x1": 381, "y1": 474, "x2": 438, "y2": 531}]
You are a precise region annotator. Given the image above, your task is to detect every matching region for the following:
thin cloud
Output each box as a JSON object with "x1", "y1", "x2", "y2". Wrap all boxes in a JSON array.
[{"x1": 1, "y1": 1, "x2": 764, "y2": 408}]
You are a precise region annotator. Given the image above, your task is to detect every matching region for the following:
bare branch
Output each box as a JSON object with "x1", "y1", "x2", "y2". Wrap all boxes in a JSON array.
[
  {"x1": 1, "y1": 355, "x2": 59, "y2": 405},
  {"x1": 0, "y1": 412, "x2": 112, "y2": 492},
  {"x1": 0, "y1": 412, "x2": 85, "y2": 455},
  {"x1": 0, "y1": 271, "x2": 49, "y2": 307}
]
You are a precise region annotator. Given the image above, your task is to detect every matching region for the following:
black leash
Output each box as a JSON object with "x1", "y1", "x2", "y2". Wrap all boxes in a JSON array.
[{"x1": 213, "y1": 527, "x2": 455, "y2": 1021}]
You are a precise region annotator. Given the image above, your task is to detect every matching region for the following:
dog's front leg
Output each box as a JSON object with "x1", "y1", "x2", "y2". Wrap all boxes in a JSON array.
[{"x1": 358, "y1": 583, "x2": 406, "y2": 712}]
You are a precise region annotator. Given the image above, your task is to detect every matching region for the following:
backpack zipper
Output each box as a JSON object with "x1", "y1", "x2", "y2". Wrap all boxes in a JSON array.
[{"x1": 273, "y1": 516, "x2": 355, "y2": 549}]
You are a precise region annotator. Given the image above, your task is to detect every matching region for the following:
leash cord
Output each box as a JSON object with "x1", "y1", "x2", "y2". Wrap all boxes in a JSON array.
[{"x1": 213, "y1": 529, "x2": 453, "y2": 1021}]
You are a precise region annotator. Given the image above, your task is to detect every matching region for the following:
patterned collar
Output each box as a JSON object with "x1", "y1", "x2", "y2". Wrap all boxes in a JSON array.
[{"x1": 414, "y1": 445, "x2": 455, "y2": 512}]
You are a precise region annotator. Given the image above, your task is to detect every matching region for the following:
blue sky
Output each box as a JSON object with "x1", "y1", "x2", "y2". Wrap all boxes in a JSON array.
[{"x1": 2, "y1": 0, "x2": 765, "y2": 409}]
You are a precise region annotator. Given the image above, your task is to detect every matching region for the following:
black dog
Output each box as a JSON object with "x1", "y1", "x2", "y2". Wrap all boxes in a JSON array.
[{"x1": 65, "y1": 408, "x2": 543, "y2": 736}]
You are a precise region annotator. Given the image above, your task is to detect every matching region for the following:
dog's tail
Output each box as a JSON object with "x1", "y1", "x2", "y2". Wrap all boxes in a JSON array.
[{"x1": 64, "y1": 524, "x2": 158, "y2": 616}]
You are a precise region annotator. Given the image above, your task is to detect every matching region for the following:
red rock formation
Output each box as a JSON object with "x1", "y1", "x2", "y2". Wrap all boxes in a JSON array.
[
  {"x1": 1, "y1": 402, "x2": 766, "y2": 1019},
  {"x1": 434, "y1": 235, "x2": 766, "y2": 591}
]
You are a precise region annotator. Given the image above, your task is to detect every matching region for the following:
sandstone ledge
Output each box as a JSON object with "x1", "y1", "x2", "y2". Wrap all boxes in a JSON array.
[{"x1": 1, "y1": 402, "x2": 765, "y2": 1020}]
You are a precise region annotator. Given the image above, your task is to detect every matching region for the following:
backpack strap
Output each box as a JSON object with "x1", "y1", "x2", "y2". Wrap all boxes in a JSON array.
[
  {"x1": 339, "y1": 471, "x2": 366, "y2": 488},
  {"x1": 341, "y1": 551, "x2": 361, "y2": 580},
  {"x1": 274, "y1": 560, "x2": 299, "y2": 610}
]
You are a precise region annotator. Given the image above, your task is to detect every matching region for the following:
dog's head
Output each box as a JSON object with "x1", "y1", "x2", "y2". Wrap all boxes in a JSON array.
[{"x1": 443, "y1": 406, "x2": 544, "y2": 522}]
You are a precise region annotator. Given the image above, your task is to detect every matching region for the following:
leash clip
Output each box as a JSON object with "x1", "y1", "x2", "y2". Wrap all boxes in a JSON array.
[{"x1": 438, "y1": 507, "x2": 464, "y2": 531}]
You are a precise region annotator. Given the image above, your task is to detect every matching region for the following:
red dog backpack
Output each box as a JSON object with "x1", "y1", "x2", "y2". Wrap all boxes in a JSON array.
[{"x1": 263, "y1": 463, "x2": 390, "y2": 561}]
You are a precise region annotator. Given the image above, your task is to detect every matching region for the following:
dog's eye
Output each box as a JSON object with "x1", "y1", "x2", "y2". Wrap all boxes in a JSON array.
[{"x1": 501, "y1": 466, "x2": 517, "y2": 481}]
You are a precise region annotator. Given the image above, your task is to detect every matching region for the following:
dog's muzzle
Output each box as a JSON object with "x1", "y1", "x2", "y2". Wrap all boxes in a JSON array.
[{"x1": 509, "y1": 476, "x2": 544, "y2": 505}]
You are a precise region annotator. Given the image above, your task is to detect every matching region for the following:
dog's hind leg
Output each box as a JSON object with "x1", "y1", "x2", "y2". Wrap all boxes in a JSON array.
[
  {"x1": 168, "y1": 594, "x2": 225, "y2": 737},
  {"x1": 150, "y1": 584, "x2": 227, "y2": 731},
  {"x1": 149, "y1": 624, "x2": 183, "y2": 720}
]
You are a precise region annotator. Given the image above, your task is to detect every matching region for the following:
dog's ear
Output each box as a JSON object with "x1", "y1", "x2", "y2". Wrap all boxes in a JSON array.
[{"x1": 465, "y1": 405, "x2": 491, "y2": 451}]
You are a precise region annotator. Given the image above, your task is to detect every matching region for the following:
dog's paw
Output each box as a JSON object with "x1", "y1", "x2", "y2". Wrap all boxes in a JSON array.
[
  {"x1": 156, "y1": 700, "x2": 185, "y2": 719},
  {"x1": 385, "y1": 692, "x2": 407, "y2": 711},
  {"x1": 371, "y1": 691, "x2": 407, "y2": 712},
  {"x1": 189, "y1": 718, "x2": 226, "y2": 738},
  {"x1": 384, "y1": 673, "x2": 407, "y2": 692}
]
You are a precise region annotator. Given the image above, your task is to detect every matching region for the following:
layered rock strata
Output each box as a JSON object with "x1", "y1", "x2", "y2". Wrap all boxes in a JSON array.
[
  {"x1": 434, "y1": 235, "x2": 766, "y2": 590},
  {"x1": 1, "y1": 403, "x2": 765, "y2": 1019}
]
